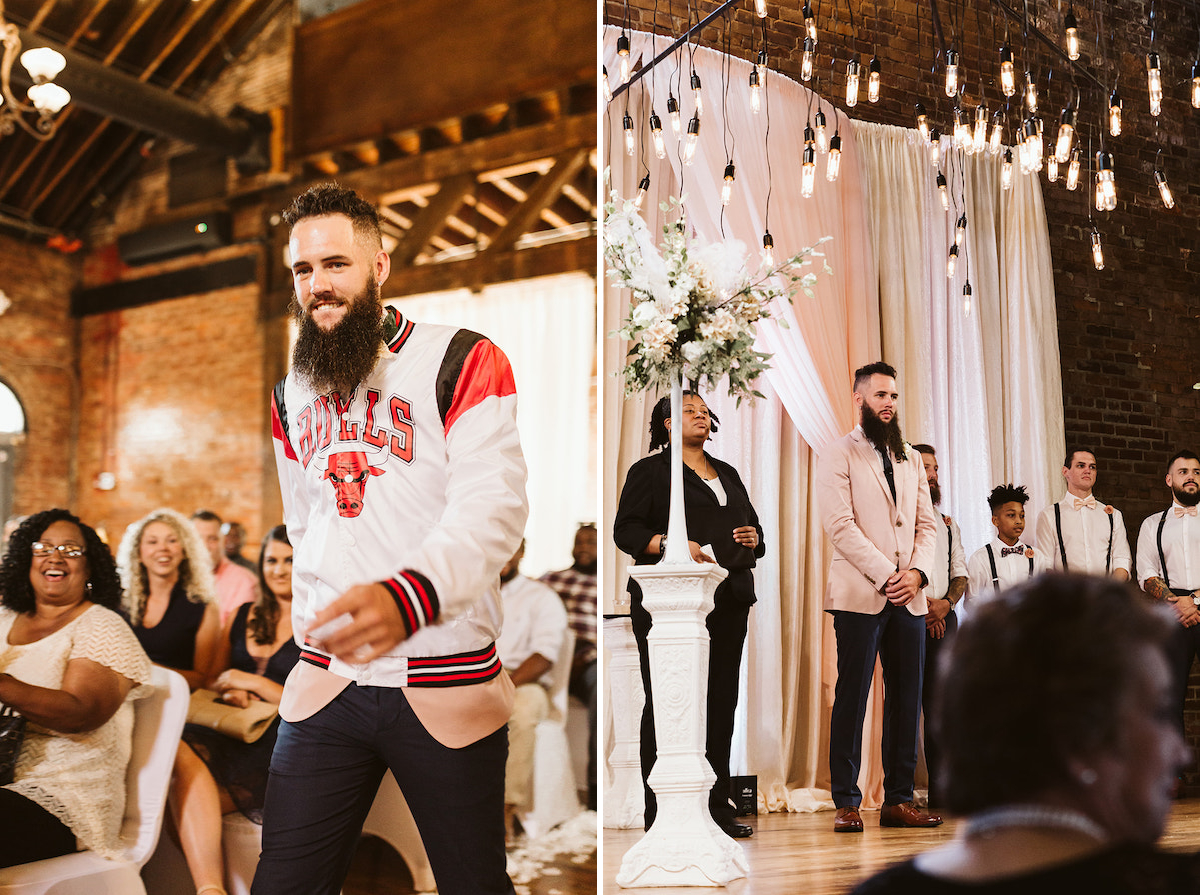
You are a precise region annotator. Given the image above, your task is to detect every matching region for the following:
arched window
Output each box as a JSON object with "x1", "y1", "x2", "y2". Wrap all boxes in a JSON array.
[{"x1": 0, "y1": 380, "x2": 26, "y2": 528}]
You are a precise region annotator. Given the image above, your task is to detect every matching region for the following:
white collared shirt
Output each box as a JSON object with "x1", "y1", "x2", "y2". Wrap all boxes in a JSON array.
[
  {"x1": 966, "y1": 538, "x2": 1048, "y2": 605},
  {"x1": 927, "y1": 512, "x2": 967, "y2": 603},
  {"x1": 1034, "y1": 493, "x2": 1131, "y2": 576},
  {"x1": 1137, "y1": 502, "x2": 1200, "y2": 592}
]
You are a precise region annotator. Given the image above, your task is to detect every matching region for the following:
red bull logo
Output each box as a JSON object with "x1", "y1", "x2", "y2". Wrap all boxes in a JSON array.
[{"x1": 322, "y1": 449, "x2": 386, "y2": 517}]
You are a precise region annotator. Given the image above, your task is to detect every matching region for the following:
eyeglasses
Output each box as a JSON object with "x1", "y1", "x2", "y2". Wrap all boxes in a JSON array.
[{"x1": 31, "y1": 542, "x2": 86, "y2": 558}]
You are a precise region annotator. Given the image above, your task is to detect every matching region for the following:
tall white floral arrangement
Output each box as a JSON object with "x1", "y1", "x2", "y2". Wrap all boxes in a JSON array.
[{"x1": 604, "y1": 190, "x2": 832, "y2": 401}]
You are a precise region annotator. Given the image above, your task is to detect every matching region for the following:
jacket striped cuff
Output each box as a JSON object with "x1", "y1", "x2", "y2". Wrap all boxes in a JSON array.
[{"x1": 381, "y1": 570, "x2": 440, "y2": 636}]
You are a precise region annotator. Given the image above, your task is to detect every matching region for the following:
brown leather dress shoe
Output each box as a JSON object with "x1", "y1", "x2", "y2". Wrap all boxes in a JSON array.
[
  {"x1": 880, "y1": 801, "x2": 943, "y2": 827},
  {"x1": 834, "y1": 806, "x2": 864, "y2": 833}
]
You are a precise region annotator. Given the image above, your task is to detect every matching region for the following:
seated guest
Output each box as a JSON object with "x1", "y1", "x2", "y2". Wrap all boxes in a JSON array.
[
  {"x1": 192, "y1": 509, "x2": 258, "y2": 626},
  {"x1": 853, "y1": 574, "x2": 1196, "y2": 894},
  {"x1": 220, "y1": 520, "x2": 258, "y2": 574},
  {"x1": 965, "y1": 484, "x2": 1047, "y2": 606},
  {"x1": 0, "y1": 509, "x2": 153, "y2": 867},
  {"x1": 169, "y1": 525, "x2": 300, "y2": 895},
  {"x1": 117, "y1": 508, "x2": 221, "y2": 691},
  {"x1": 496, "y1": 539, "x2": 568, "y2": 841}
]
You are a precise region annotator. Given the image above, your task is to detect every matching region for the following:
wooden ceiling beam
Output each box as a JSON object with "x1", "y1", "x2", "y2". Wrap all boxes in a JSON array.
[
  {"x1": 390, "y1": 172, "x2": 475, "y2": 267},
  {"x1": 485, "y1": 148, "x2": 588, "y2": 253},
  {"x1": 385, "y1": 235, "x2": 596, "y2": 297},
  {"x1": 462, "y1": 193, "x2": 507, "y2": 228}
]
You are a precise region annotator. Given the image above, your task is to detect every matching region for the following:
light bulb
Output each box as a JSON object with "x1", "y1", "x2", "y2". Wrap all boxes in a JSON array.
[
  {"x1": 801, "y1": 144, "x2": 816, "y2": 198},
  {"x1": 749, "y1": 66, "x2": 762, "y2": 114},
  {"x1": 1055, "y1": 107, "x2": 1076, "y2": 162},
  {"x1": 1095, "y1": 151, "x2": 1116, "y2": 211},
  {"x1": 1066, "y1": 148, "x2": 1081, "y2": 190},
  {"x1": 1047, "y1": 154, "x2": 1059, "y2": 182},
  {"x1": 937, "y1": 171, "x2": 949, "y2": 210},
  {"x1": 963, "y1": 281, "x2": 973, "y2": 316},
  {"x1": 815, "y1": 109, "x2": 828, "y2": 153},
  {"x1": 1155, "y1": 169, "x2": 1175, "y2": 209},
  {"x1": 1000, "y1": 45, "x2": 1015, "y2": 96},
  {"x1": 1024, "y1": 71, "x2": 1037, "y2": 113},
  {"x1": 667, "y1": 94, "x2": 681, "y2": 135},
  {"x1": 1064, "y1": 9, "x2": 1080, "y2": 61},
  {"x1": 929, "y1": 128, "x2": 942, "y2": 166},
  {"x1": 868, "y1": 56, "x2": 881, "y2": 103},
  {"x1": 826, "y1": 131, "x2": 842, "y2": 181},
  {"x1": 601, "y1": 66, "x2": 612, "y2": 103},
  {"x1": 623, "y1": 111, "x2": 635, "y2": 156},
  {"x1": 1193, "y1": 61, "x2": 1200, "y2": 108},
  {"x1": 1109, "y1": 90, "x2": 1122, "y2": 136},
  {"x1": 801, "y1": 37, "x2": 815, "y2": 81},
  {"x1": 804, "y1": 122, "x2": 816, "y2": 149},
  {"x1": 988, "y1": 115, "x2": 1004, "y2": 155},
  {"x1": 721, "y1": 162, "x2": 736, "y2": 206},
  {"x1": 916, "y1": 103, "x2": 930, "y2": 142},
  {"x1": 27, "y1": 82, "x2": 69, "y2": 114},
  {"x1": 945, "y1": 49, "x2": 959, "y2": 97},
  {"x1": 691, "y1": 71, "x2": 704, "y2": 117},
  {"x1": 947, "y1": 243, "x2": 958, "y2": 278},
  {"x1": 803, "y1": 0, "x2": 817, "y2": 41},
  {"x1": 634, "y1": 175, "x2": 650, "y2": 209},
  {"x1": 1002, "y1": 148, "x2": 1014, "y2": 190},
  {"x1": 650, "y1": 113, "x2": 665, "y2": 159},
  {"x1": 955, "y1": 213, "x2": 967, "y2": 247},
  {"x1": 1091, "y1": 227, "x2": 1104, "y2": 270},
  {"x1": 21, "y1": 47, "x2": 66, "y2": 83},
  {"x1": 973, "y1": 105, "x2": 988, "y2": 154},
  {"x1": 845, "y1": 58, "x2": 860, "y2": 107},
  {"x1": 617, "y1": 32, "x2": 631, "y2": 84},
  {"x1": 762, "y1": 232, "x2": 775, "y2": 267},
  {"x1": 756, "y1": 0, "x2": 768, "y2": 17},
  {"x1": 684, "y1": 115, "x2": 700, "y2": 165},
  {"x1": 954, "y1": 106, "x2": 970, "y2": 150},
  {"x1": 1147, "y1": 53, "x2": 1162, "y2": 116}
]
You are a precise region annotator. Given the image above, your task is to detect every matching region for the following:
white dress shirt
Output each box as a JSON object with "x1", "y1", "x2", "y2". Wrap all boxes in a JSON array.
[
  {"x1": 966, "y1": 538, "x2": 1049, "y2": 606},
  {"x1": 1137, "y1": 502, "x2": 1200, "y2": 592},
  {"x1": 1034, "y1": 493, "x2": 1131, "y2": 576},
  {"x1": 926, "y1": 513, "x2": 967, "y2": 604}
]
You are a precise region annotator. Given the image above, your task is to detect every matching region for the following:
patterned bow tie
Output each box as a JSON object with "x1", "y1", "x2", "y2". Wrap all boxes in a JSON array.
[
  {"x1": 1000, "y1": 545, "x2": 1025, "y2": 557},
  {"x1": 1073, "y1": 496, "x2": 1097, "y2": 510},
  {"x1": 1175, "y1": 505, "x2": 1198, "y2": 518}
]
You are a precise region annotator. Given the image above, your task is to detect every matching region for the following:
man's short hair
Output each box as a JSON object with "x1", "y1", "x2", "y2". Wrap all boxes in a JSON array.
[
  {"x1": 987, "y1": 484, "x2": 1029, "y2": 512},
  {"x1": 911, "y1": 443, "x2": 936, "y2": 457},
  {"x1": 282, "y1": 183, "x2": 382, "y2": 251},
  {"x1": 1063, "y1": 448, "x2": 1096, "y2": 468},
  {"x1": 852, "y1": 361, "x2": 897, "y2": 392},
  {"x1": 191, "y1": 509, "x2": 222, "y2": 525},
  {"x1": 1167, "y1": 449, "x2": 1200, "y2": 473}
]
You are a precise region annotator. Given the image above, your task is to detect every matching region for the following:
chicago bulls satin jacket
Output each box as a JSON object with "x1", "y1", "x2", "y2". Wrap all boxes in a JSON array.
[{"x1": 271, "y1": 307, "x2": 528, "y2": 688}]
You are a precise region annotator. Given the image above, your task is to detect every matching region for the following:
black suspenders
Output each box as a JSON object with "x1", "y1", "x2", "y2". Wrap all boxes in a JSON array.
[
  {"x1": 1157, "y1": 509, "x2": 1175, "y2": 591},
  {"x1": 985, "y1": 544, "x2": 1035, "y2": 594},
  {"x1": 945, "y1": 518, "x2": 953, "y2": 590},
  {"x1": 1053, "y1": 501, "x2": 1114, "y2": 574}
]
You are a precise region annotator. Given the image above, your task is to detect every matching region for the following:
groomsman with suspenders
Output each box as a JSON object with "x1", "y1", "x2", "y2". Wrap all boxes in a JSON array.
[
  {"x1": 1137, "y1": 450, "x2": 1200, "y2": 736},
  {"x1": 1034, "y1": 448, "x2": 1131, "y2": 581},
  {"x1": 965, "y1": 485, "x2": 1049, "y2": 606}
]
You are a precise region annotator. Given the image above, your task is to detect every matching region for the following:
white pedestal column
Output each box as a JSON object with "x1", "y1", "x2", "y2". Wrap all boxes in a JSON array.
[
  {"x1": 603, "y1": 615, "x2": 646, "y2": 830},
  {"x1": 616, "y1": 562, "x2": 748, "y2": 888}
]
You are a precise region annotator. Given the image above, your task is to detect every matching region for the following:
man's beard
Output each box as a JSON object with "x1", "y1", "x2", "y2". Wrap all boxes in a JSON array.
[
  {"x1": 928, "y1": 482, "x2": 942, "y2": 506},
  {"x1": 1173, "y1": 485, "x2": 1200, "y2": 508},
  {"x1": 860, "y1": 403, "x2": 907, "y2": 460},
  {"x1": 291, "y1": 277, "x2": 385, "y2": 395}
]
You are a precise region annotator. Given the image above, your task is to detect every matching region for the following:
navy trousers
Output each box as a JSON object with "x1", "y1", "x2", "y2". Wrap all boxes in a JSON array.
[
  {"x1": 829, "y1": 602, "x2": 925, "y2": 808},
  {"x1": 921, "y1": 608, "x2": 958, "y2": 808},
  {"x1": 251, "y1": 684, "x2": 514, "y2": 895}
]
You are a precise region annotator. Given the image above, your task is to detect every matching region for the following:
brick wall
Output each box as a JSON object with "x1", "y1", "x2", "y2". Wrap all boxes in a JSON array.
[{"x1": 607, "y1": 0, "x2": 1200, "y2": 785}]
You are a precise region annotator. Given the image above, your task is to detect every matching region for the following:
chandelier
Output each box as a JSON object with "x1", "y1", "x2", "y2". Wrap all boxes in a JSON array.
[{"x1": 0, "y1": 0, "x2": 70, "y2": 141}]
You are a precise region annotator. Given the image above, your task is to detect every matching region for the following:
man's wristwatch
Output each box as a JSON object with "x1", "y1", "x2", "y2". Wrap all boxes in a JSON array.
[{"x1": 659, "y1": 535, "x2": 667, "y2": 556}]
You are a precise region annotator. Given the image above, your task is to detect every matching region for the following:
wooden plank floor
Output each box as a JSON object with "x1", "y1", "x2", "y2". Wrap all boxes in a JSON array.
[{"x1": 602, "y1": 799, "x2": 1200, "y2": 894}]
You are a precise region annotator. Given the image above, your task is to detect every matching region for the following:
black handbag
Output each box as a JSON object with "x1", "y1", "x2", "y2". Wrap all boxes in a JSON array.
[{"x1": 0, "y1": 703, "x2": 26, "y2": 786}]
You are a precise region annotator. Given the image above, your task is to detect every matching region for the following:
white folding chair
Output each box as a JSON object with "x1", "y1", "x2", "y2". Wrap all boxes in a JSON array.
[
  {"x1": 0, "y1": 666, "x2": 190, "y2": 894},
  {"x1": 519, "y1": 627, "x2": 581, "y2": 838}
]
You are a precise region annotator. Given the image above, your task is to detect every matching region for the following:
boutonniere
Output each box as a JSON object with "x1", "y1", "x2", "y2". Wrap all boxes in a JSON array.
[
  {"x1": 1025, "y1": 548, "x2": 1036, "y2": 559},
  {"x1": 900, "y1": 441, "x2": 911, "y2": 461},
  {"x1": 1104, "y1": 505, "x2": 1114, "y2": 515},
  {"x1": 943, "y1": 514, "x2": 952, "y2": 525}
]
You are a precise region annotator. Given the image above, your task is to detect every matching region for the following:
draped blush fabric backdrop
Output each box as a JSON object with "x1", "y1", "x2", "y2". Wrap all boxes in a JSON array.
[{"x1": 602, "y1": 30, "x2": 1064, "y2": 814}]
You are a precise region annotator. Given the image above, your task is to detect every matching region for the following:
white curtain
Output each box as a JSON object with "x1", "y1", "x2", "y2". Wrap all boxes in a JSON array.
[
  {"x1": 391, "y1": 272, "x2": 596, "y2": 577},
  {"x1": 602, "y1": 29, "x2": 1063, "y2": 813}
]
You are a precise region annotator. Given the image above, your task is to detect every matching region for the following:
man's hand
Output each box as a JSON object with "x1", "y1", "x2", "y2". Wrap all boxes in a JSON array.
[
  {"x1": 925, "y1": 597, "x2": 951, "y2": 638},
  {"x1": 1178, "y1": 595, "x2": 1200, "y2": 628},
  {"x1": 310, "y1": 583, "x2": 410, "y2": 663},
  {"x1": 884, "y1": 569, "x2": 922, "y2": 606},
  {"x1": 925, "y1": 616, "x2": 947, "y2": 639}
]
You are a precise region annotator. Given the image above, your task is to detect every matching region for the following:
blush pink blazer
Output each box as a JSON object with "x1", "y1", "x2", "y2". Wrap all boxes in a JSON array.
[{"x1": 816, "y1": 427, "x2": 938, "y2": 617}]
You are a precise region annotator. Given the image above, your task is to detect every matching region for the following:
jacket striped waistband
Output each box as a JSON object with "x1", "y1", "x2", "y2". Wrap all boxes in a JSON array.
[{"x1": 299, "y1": 641, "x2": 503, "y2": 688}]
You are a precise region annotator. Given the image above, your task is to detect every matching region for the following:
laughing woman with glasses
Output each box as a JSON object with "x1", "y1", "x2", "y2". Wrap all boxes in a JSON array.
[{"x1": 0, "y1": 508, "x2": 153, "y2": 867}]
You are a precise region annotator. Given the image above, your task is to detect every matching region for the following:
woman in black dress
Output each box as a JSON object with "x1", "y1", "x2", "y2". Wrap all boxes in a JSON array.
[
  {"x1": 613, "y1": 390, "x2": 765, "y2": 839},
  {"x1": 117, "y1": 507, "x2": 220, "y2": 690},
  {"x1": 169, "y1": 525, "x2": 300, "y2": 895}
]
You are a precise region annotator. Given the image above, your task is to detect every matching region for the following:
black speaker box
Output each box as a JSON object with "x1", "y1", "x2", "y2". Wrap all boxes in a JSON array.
[{"x1": 117, "y1": 213, "x2": 232, "y2": 266}]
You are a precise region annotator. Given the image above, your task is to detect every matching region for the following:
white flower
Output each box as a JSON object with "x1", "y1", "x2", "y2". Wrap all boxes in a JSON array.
[
  {"x1": 699, "y1": 308, "x2": 741, "y2": 342},
  {"x1": 630, "y1": 300, "x2": 659, "y2": 328},
  {"x1": 692, "y1": 238, "x2": 749, "y2": 299},
  {"x1": 642, "y1": 318, "x2": 677, "y2": 352},
  {"x1": 680, "y1": 341, "x2": 706, "y2": 364}
]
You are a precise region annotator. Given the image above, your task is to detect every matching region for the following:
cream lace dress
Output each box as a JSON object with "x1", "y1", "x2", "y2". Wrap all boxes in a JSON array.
[{"x1": 0, "y1": 604, "x2": 152, "y2": 858}]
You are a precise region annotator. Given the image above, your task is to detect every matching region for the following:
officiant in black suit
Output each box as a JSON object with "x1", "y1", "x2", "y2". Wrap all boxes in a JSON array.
[{"x1": 613, "y1": 390, "x2": 765, "y2": 839}]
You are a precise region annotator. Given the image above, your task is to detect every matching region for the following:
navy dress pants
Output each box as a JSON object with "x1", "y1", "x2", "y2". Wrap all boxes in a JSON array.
[{"x1": 921, "y1": 607, "x2": 957, "y2": 808}]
